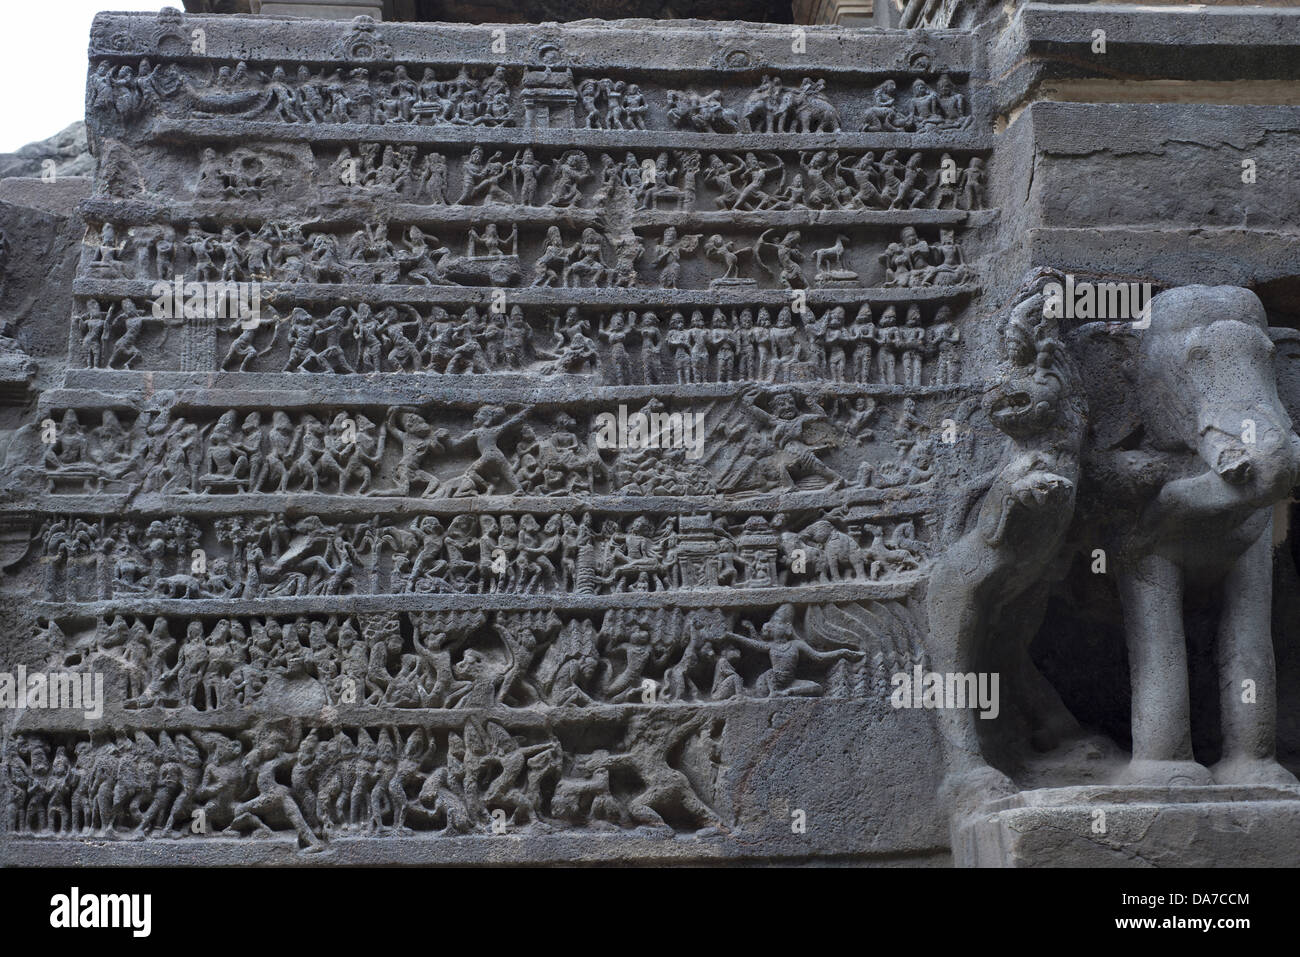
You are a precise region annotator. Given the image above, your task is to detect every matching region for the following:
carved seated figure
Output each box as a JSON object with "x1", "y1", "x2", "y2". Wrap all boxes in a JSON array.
[
  {"x1": 198, "y1": 411, "x2": 253, "y2": 493},
  {"x1": 860, "y1": 79, "x2": 903, "y2": 132},
  {"x1": 607, "y1": 517, "x2": 666, "y2": 591}
]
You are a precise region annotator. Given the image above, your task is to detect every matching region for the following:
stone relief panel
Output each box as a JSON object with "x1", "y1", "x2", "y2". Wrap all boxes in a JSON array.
[
  {"x1": 0, "y1": 0, "x2": 1290, "y2": 877},
  {"x1": 2, "y1": 10, "x2": 994, "y2": 862},
  {"x1": 86, "y1": 59, "x2": 974, "y2": 137}
]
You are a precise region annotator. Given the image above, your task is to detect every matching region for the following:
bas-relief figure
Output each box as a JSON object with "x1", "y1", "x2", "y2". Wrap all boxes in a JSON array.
[{"x1": 2, "y1": 8, "x2": 1298, "y2": 866}]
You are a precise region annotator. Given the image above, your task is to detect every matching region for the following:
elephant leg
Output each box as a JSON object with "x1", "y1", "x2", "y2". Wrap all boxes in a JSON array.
[
  {"x1": 1213, "y1": 517, "x2": 1298, "y2": 786},
  {"x1": 1116, "y1": 553, "x2": 1212, "y2": 786}
]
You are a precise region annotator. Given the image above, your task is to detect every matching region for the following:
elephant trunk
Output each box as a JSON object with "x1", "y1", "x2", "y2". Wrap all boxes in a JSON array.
[{"x1": 1198, "y1": 414, "x2": 1300, "y2": 504}]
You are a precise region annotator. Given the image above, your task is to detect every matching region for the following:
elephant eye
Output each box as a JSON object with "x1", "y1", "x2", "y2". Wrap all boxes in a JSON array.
[{"x1": 1187, "y1": 346, "x2": 1210, "y2": 362}]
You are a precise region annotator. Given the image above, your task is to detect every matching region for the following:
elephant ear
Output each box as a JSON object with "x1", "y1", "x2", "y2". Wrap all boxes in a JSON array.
[
  {"x1": 1269, "y1": 327, "x2": 1300, "y2": 426},
  {"x1": 1068, "y1": 322, "x2": 1143, "y2": 451}
]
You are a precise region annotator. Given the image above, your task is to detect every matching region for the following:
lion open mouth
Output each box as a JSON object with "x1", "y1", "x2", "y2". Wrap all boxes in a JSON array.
[{"x1": 990, "y1": 390, "x2": 1032, "y2": 420}]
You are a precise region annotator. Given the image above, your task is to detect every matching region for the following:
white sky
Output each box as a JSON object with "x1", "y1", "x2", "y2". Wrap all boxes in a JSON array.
[{"x1": 1, "y1": 1, "x2": 173, "y2": 153}]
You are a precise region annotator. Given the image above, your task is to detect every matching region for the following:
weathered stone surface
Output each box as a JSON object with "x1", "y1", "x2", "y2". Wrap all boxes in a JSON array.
[
  {"x1": 0, "y1": 123, "x2": 92, "y2": 182},
  {"x1": 955, "y1": 786, "x2": 1300, "y2": 867},
  {"x1": 1, "y1": 2, "x2": 1298, "y2": 868}
]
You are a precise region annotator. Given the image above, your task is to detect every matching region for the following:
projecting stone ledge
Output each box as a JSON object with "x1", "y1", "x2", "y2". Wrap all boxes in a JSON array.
[{"x1": 953, "y1": 785, "x2": 1300, "y2": 867}]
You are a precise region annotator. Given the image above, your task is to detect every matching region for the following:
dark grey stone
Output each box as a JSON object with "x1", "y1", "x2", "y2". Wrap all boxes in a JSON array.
[{"x1": 1, "y1": 3, "x2": 1298, "y2": 868}]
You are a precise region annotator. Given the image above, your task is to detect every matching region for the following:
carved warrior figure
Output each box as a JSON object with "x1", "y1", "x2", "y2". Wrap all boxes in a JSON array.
[
  {"x1": 8, "y1": 715, "x2": 729, "y2": 842},
  {"x1": 83, "y1": 214, "x2": 986, "y2": 296}
]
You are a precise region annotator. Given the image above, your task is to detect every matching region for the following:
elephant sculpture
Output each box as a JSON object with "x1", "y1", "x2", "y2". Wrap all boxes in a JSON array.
[
  {"x1": 740, "y1": 77, "x2": 841, "y2": 134},
  {"x1": 740, "y1": 81, "x2": 789, "y2": 134},
  {"x1": 930, "y1": 279, "x2": 1300, "y2": 809},
  {"x1": 1071, "y1": 285, "x2": 1300, "y2": 787},
  {"x1": 791, "y1": 82, "x2": 840, "y2": 133}
]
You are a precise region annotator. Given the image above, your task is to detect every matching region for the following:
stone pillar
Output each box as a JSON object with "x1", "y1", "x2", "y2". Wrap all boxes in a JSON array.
[{"x1": 181, "y1": 313, "x2": 217, "y2": 372}]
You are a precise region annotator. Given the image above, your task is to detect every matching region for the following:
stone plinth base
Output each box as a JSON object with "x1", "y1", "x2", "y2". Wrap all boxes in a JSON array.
[{"x1": 954, "y1": 785, "x2": 1300, "y2": 867}]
